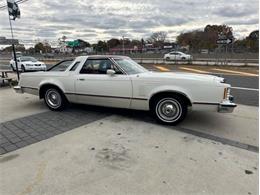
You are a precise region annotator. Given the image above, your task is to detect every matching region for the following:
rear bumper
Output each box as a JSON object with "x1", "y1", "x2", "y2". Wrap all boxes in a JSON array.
[
  {"x1": 218, "y1": 101, "x2": 237, "y2": 113},
  {"x1": 14, "y1": 86, "x2": 24, "y2": 94}
]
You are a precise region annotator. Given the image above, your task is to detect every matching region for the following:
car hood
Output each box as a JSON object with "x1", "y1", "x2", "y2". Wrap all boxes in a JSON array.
[{"x1": 138, "y1": 71, "x2": 224, "y2": 83}]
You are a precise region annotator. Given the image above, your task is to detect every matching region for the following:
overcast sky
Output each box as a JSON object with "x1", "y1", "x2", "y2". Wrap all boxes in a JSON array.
[{"x1": 0, "y1": 0, "x2": 259, "y2": 44}]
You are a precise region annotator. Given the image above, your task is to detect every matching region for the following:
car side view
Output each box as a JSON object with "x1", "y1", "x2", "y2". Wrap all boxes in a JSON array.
[
  {"x1": 14, "y1": 55, "x2": 236, "y2": 125},
  {"x1": 164, "y1": 51, "x2": 192, "y2": 61}
]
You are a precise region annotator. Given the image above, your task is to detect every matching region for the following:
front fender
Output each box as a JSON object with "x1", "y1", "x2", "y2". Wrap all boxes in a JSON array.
[{"x1": 148, "y1": 85, "x2": 193, "y2": 102}]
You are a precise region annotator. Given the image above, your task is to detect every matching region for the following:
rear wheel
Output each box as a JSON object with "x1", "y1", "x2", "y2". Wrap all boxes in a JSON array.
[
  {"x1": 44, "y1": 88, "x2": 67, "y2": 111},
  {"x1": 152, "y1": 95, "x2": 187, "y2": 125}
]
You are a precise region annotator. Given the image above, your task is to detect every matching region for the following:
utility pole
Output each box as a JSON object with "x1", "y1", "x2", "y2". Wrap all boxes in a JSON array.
[{"x1": 7, "y1": 14, "x2": 19, "y2": 80}]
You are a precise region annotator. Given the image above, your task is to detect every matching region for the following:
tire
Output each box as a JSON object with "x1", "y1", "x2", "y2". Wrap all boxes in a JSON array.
[
  {"x1": 181, "y1": 57, "x2": 186, "y2": 60},
  {"x1": 44, "y1": 88, "x2": 67, "y2": 111},
  {"x1": 152, "y1": 95, "x2": 187, "y2": 125},
  {"x1": 21, "y1": 65, "x2": 26, "y2": 72}
]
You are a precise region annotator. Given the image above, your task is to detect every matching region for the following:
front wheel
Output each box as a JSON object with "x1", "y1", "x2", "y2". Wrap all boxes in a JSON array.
[
  {"x1": 152, "y1": 96, "x2": 187, "y2": 125},
  {"x1": 21, "y1": 65, "x2": 26, "y2": 72},
  {"x1": 44, "y1": 88, "x2": 67, "y2": 111}
]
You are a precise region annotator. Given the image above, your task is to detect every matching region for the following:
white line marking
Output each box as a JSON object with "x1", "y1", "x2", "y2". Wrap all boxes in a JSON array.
[
  {"x1": 179, "y1": 67, "x2": 210, "y2": 74},
  {"x1": 212, "y1": 68, "x2": 258, "y2": 77},
  {"x1": 231, "y1": 87, "x2": 259, "y2": 91}
]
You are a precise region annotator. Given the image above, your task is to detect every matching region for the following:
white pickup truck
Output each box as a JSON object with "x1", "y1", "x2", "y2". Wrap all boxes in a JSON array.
[{"x1": 14, "y1": 55, "x2": 236, "y2": 125}]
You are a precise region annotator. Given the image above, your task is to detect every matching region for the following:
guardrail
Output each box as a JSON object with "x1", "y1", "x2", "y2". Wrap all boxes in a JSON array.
[
  {"x1": 0, "y1": 57, "x2": 258, "y2": 67},
  {"x1": 133, "y1": 58, "x2": 258, "y2": 66}
]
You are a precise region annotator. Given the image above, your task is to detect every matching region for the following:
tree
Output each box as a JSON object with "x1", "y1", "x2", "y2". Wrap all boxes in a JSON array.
[
  {"x1": 94, "y1": 40, "x2": 108, "y2": 52},
  {"x1": 148, "y1": 31, "x2": 167, "y2": 43},
  {"x1": 247, "y1": 30, "x2": 259, "y2": 52},
  {"x1": 107, "y1": 38, "x2": 120, "y2": 48},
  {"x1": 34, "y1": 42, "x2": 51, "y2": 53},
  {"x1": 176, "y1": 24, "x2": 234, "y2": 52},
  {"x1": 77, "y1": 39, "x2": 91, "y2": 49}
]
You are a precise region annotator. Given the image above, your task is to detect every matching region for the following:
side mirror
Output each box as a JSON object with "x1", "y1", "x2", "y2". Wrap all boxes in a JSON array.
[{"x1": 107, "y1": 69, "x2": 115, "y2": 76}]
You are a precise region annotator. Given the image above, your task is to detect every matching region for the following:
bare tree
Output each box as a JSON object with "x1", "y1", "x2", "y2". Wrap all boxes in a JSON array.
[{"x1": 147, "y1": 31, "x2": 168, "y2": 43}]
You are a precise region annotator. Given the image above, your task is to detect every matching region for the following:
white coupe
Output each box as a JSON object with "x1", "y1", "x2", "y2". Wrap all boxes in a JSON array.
[
  {"x1": 164, "y1": 51, "x2": 192, "y2": 61},
  {"x1": 10, "y1": 56, "x2": 46, "y2": 72},
  {"x1": 14, "y1": 55, "x2": 236, "y2": 124}
]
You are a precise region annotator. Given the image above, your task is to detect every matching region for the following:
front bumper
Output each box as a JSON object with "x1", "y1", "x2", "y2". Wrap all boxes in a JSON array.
[
  {"x1": 218, "y1": 100, "x2": 237, "y2": 113},
  {"x1": 14, "y1": 86, "x2": 24, "y2": 94}
]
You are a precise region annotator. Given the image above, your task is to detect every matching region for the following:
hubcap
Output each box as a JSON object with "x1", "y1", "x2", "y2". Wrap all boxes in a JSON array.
[
  {"x1": 156, "y1": 98, "x2": 182, "y2": 123},
  {"x1": 45, "y1": 89, "x2": 61, "y2": 108}
]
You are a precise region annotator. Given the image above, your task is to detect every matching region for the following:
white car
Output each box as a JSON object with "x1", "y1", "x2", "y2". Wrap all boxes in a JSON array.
[
  {"x1": 10, "y1": 56, "x2": 46, "y2": 72},
  {"x1": 14, "y1": 55, "x2": 236, "y2": 125},
  {"x1": 164, "y1": 51, "x2": 192, "y2": 61}
]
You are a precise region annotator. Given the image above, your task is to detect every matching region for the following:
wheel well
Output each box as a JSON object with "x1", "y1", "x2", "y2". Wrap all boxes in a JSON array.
[
  {"x1": 149, "y1": 91, "x2": 192, "y2": 109},
  {"x1": 39, "y1": 84, "x2": 64, "y2": 99}
]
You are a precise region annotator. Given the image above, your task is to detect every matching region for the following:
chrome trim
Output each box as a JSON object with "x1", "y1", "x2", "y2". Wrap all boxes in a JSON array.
[
  {"x1": 13, "y1": 86, "x2": 24, "y2": 94},
  {"x1": 218, "y1": 101, "x2": 237, "y2": 113},
  {"x1": 109, "y1": 57, "x2": 128, "y2": 75}
]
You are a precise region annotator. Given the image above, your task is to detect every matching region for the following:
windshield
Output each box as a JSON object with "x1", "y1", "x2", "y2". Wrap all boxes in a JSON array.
[
  {"x1": 20, "y1": 57, "x2": 37, "y2": 62},
  {"x1": 48, "y1": 59, "x2": 73, "y2": 71},
  {"x1": 113, "y1": 58, "x2": 148, "y2": 75}
]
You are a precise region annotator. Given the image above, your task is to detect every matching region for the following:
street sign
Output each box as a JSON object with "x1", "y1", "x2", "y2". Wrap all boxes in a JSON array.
[
  {"x1": 66, "y1": 40, "x2": 80, "y2": 47},
  {"x1": 216, "y1": 38, "x2": 233, "y2": 45}
]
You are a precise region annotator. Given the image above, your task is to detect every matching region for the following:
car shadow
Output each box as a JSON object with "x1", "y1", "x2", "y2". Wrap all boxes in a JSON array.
[{"x1": 68, "y1": 103, "x2": 219, "y2": 128}]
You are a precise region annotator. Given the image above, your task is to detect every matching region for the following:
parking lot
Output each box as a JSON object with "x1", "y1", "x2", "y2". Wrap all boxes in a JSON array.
[{"x1": 0, "y1": 64, "x2": 258, "y2": 195}]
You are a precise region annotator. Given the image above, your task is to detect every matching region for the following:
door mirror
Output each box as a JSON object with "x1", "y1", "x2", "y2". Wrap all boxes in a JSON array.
[{"x1": 107, "y1": 69, "x2": 115, "y2": 76}]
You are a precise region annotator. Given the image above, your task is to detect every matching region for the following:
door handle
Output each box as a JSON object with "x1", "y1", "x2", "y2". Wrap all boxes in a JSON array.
[{"x1": 78, "y1": 78, "x2": 85, "y2": 81}]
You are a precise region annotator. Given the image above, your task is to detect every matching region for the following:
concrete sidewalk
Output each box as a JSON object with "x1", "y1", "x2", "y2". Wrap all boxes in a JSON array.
[
  {"x1": 0, "y1": 114, "x2": 258, "y2": 195},
  {"x1": 0, "y1": 88, "x2": 258, "y2": 195}
]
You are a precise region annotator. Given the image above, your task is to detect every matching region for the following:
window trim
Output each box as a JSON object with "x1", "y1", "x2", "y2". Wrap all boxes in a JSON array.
[
  {"x1": 79, "y1": 57, "x2": 126, "y2": 75},
  {"x1": 69, "y1": 61, "x2": 80, "y2": 71},
  {"x1": 47, "y1": 59, "x2": 74, "y2": 71}
]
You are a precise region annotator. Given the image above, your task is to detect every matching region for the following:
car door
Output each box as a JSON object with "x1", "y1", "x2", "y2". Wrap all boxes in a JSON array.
[
  {"x1": 74, "y1": 58, "x2": 132, "y2": 108},
  {"x1": 169, "y1": 52, "x2": 175, "y2": 60},
  {"x1": 170, "y1": 52, "x2": 178, "y2": 60}
]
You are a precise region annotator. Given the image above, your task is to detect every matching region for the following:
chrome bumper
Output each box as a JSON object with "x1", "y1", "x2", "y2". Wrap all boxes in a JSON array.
[
  {"x1": 218, "y1": 100, "x2": 237, "y2": 113},
  {"x1": 14, "y1": 86, "x2": 24, "y2": 94}
]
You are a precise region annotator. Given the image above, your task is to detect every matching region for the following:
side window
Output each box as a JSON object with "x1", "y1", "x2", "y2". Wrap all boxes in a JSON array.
[
  {"x1": 69, "y1": 61, "x2": 80, "y2": 71},
  {"x1": 80, "y1": 59, "x2": 113, "y2": 74}
]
